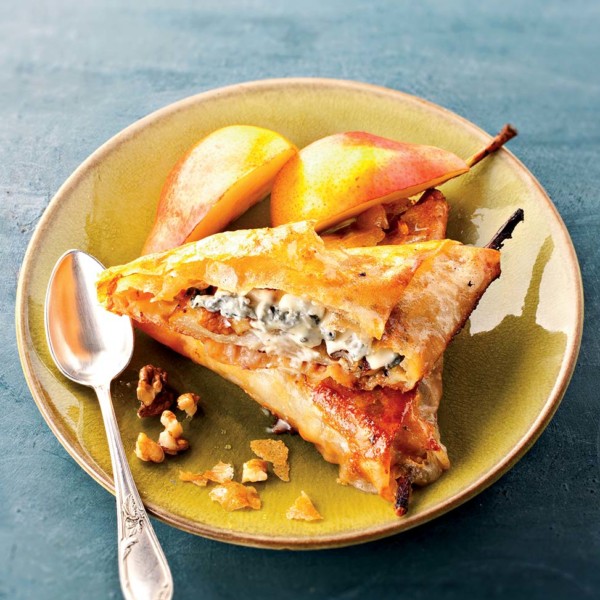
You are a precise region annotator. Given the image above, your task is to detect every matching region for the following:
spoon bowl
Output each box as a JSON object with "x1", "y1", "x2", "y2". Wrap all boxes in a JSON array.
[{"x1": 45, "y1": 250, "x2": 134, "y2": 387}]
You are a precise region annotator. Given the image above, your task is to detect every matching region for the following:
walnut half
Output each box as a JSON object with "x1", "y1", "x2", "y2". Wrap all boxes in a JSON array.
[
  {"x1": 134, "y1": 433, "x2": 165, "y2": 463},
  {"x1": 136, "y1": 365, "x2": 176, "y2": 418}
]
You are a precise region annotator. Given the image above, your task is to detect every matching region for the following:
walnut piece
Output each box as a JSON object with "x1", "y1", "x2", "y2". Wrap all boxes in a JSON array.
[
  {"x1": 158, "y1": 410, "x2": 189, "y2": 455},
  {"x1": 286, "y1": 491, "x2": 322, "y2": 521},
  {"x1": 250, "y1": 439, "x2": 290, "y2": 481},
  {"x1": 177, "y1": 392, "x2": 200, "y2": 418},
  {"x1": 209, "y1": 482, "x2": 261, "y2": 511},
  {"x1": 136, "y1": 365, "x2": 175, "y2": 418},
  {"x1": 242, "y1": 459, "x2": 268, "y2": 483},
  {"x1": 134, "y1": 432, "x2": 165, "y2": 463}
]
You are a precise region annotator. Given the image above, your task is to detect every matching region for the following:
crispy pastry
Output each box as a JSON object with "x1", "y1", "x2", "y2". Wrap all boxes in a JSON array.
[
  {"x1": 135, "y1": 320, "x2": 449, "y2": 513},
  {"x1": 97, "y1": 220, "x2": 500, "y2": 393},
  {"x1": 96, "y1": 193, "x2": 501, "y2": 514}
]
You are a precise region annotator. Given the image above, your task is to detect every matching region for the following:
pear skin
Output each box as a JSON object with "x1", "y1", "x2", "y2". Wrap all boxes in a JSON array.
[
  {"x1": 270, "y1": 131, "x2": 468, "y2": 230},
  {"x1": 143, "y1": 125, "x2": 297, "y2": 254}
]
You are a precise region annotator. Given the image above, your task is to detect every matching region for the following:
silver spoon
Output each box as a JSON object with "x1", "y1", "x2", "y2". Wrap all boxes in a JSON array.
[{"x1": 45, "y1": 249, "x2": 173, "y2": 600}]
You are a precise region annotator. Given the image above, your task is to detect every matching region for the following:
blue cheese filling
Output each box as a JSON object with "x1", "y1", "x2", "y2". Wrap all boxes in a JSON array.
[{"x1": 189, "y1": 289, "x2": 403, "y2": 372}]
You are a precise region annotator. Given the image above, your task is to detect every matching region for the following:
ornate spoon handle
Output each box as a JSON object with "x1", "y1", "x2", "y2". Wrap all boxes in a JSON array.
[{"x1": 96, "y1": 384, "x2": 174, "y2": 600}]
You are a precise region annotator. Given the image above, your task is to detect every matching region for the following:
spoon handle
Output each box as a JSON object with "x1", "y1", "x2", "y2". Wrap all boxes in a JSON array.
[{"x1": 95, "y1": 383, "x2": 174, "y2": 600}]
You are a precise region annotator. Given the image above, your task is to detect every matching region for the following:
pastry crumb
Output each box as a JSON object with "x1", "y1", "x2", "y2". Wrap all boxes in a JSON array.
[
  {"x1": 209, "y1": 482, "x2": 261, "y2": 511},
  {"x1": 179, "y1": 461, "x2": 234, "y2": 486},
  {"x1": 203, "y1": 461, "x2": 234, "y2": 483},
  {"x1": 286, "y1": 491, "x2": 322, "y2": 521},
  {"x1": 179, "y1": 470, "x2": 208, "y2": 487},
  {"x1": 250, "y1": 439, "x2": 290, "y2": 481}
]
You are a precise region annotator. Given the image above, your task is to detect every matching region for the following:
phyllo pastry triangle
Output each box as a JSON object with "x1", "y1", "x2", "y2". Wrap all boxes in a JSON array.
[
  {"x1": 97, "y1": 220, "x2": 500, "y2": 393},
  {"x1": 136, "y1": 319, "x2": 450, "y2": 515}
]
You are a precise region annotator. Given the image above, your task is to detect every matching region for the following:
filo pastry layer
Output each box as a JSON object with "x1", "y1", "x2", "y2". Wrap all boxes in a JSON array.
[
  {"x1": 137, "y1": 319, "x2": 449, "y2": 514},
  {"x1": 97, "y1": 221, "x2": 501, "y2": 392}
]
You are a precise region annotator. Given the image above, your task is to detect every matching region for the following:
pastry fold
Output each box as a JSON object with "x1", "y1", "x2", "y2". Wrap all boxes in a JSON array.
[
  {"x1": 97, "y1": 220, "x2": 500, "y2": 392},
  {"x1": 137, "y1": 320, "x2": 450, "y2": 512}
]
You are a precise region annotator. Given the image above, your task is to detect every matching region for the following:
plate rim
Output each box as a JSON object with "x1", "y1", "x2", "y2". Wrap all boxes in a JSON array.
[{"x1": 15, "y1": 77, "x2": 584, "y2": 549}]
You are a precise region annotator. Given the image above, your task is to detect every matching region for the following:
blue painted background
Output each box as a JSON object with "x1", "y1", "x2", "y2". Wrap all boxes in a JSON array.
[{"x1": 2, "y1": 1, "x2": 599, "y2": 598}]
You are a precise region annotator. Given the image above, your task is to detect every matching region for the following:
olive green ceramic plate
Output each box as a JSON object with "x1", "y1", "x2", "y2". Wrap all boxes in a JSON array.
[{"x1": 16, "y1": 78, "x2": 583, "y2": 549}]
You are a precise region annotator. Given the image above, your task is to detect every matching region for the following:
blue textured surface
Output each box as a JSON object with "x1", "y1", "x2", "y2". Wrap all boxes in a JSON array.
[{"x1": 2, "y1": 1, "x2": 599, "y2": 599}]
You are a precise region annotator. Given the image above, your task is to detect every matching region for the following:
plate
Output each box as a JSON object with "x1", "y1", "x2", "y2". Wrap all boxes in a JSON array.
[{"x1": 15, "y1": 78, "x2": 583, "y2": 549}]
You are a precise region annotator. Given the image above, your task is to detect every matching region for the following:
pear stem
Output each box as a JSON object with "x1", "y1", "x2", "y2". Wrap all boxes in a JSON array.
[
  {"x1": 486, "y1": 208, "x2": 525, "y2": 250},
  {"x1": 466, "y1": 124, "x2": 518, "y2": 168}
]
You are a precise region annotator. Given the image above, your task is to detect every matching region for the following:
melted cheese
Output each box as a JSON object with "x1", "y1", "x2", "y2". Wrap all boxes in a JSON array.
[{"x1": 190, "y1": 288, "x2": 402, "y2": 372}]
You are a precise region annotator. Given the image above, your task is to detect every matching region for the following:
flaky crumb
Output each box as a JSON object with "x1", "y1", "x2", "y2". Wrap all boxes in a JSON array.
[
  {"x1": 134, "y1": 433, "x2": 164, "y2": 463},
  {"x1": 178, "y1": 470, "x2": 208, "y2": 487},
  {"x1": 286, "y1": 491, "x2": 322, "y2": 521},
  {"x1": 250, "y1": 439, "x2": 290, "y2": 481},
  {"x1": 178, "y1": 461, "x2": 234, "y2": 487},
  {"x1": 209, "y1": 482, "x2": 261, "y2": 511},
  {"x1": 203, "y1": 461, "x2": 234, "y2": 484},
  {"x1": 242, "y1": 459, "x2": 268, "y2": 483}
]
